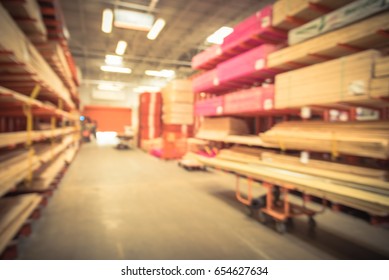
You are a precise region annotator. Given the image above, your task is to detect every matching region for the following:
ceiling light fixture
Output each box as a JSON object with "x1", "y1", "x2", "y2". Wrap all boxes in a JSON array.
[
  {"x1": 100, "y1": 65, "x2": 132, "y2": 74},
  {"x1": 133, "y1": 86, "x2": 160, "y2": 93},
  {"x1": 102, "y1": 8, "x2": 113, "y2": 33},
  {"x1": 206, "y1": 26, "x2": 233, "y2": 44},
  {"x1": 105, "y1": 55, "x2": 123, "y2": 66},
  {"x1": 115, "y1": 40, "x2": 128, "y2": 55},
  {"x1": 147, "y1": 18, "x2": 166, "y2": 40},
  {"x1": 145, "y1": 69, "x2": 175, "y2": 78},
  {"x1": 97, "y1": 83, "x2": 124, "y2": 91}
]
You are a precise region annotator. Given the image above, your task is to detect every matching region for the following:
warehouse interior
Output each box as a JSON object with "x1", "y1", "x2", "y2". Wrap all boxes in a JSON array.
[{"x1": 0, "y1": 0, "x2": 389, "y2": 260}]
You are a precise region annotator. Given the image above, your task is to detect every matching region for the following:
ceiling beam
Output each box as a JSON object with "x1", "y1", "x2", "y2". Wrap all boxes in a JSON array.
[{"x1": 71, "y1": 49, "x2": 192, "y2": 67}]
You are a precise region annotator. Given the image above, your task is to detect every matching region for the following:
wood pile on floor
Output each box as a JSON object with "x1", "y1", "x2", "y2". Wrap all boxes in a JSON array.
[{"x1": 259, "y1": 121, "x2": 389, "y2": 159}]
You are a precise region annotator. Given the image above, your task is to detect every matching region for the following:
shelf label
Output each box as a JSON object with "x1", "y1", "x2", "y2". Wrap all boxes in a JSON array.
[
  {"x1": 300, "y1": 151, "x2": 309, "y2": 164},
  {"x1": 300, "y1": 106, "x2": 311, "y2": 119}
]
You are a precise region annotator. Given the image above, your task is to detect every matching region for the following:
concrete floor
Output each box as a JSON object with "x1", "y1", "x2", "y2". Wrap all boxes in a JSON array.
[{"x1": 18, "y1": 142, "x2": 389, "y2": 259}]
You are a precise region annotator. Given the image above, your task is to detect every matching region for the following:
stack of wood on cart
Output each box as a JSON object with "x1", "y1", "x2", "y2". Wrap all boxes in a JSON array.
[
  {"x1": 138, "y1": 92, "x2": 162, "y2": 152},
  {"x1": 148, "y1": 80, "x2": 194, "y2": 159},
  {"x1": 259, "y1": 121, "x2": 389, "y2": 159},
  {"x1": 194, "y1": 150, "x2": 389, "y2": 218}
]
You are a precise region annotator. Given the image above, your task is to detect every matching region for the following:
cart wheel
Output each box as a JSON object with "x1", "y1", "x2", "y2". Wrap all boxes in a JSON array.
[
  {"x1": 275, "y1": 221, "x2": 287, "y2": 234},
  {"x1": 286, "y1": 217, "x2": 294, "y2": 228},
  {"x1": 258, "y1": 211, "x2": 268, "y2": 224},
  {"x1": 248, "y1": 206, "x2": 259, "y2": 218},
  {"x1": 308, "y1": 216, "x2": 316, "y2": 229}
]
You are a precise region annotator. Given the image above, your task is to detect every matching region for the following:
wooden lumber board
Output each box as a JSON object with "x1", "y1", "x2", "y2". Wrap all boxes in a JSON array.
[
  {"x1": 272, "y1": 0, "x2": 354, "y2": 30},
  {"x1": 261, "y1": 152, "x2": 388, "y2": 181},
  {"x1": 268, "y1": 11, "x2": 389, "y2": 71},
  {"x1": 370, "y1": 77, "x2": 389, "y2": 98},
  {"x1": 194, "y1": 155, "x2": 389, "y2": 213},
  {"x1": 162, "y1": 114, "x2": 194, "y2": 125},
  {"x1": 0, "y1": 127, "x2": 77, "y2": 148},
  {"x1": 34, "y1": 42, "x2": 77, "y2": 96},
  {"x1": 162, "y1": 103, "x2": 194, "y2": 114},
  {"x1": 0, "y1": 3, "x2": 74, "y2": 109},
  {"x1": 0, "y1": 86, "x2": 75, "y2": 120},
  {"x1": 260, "y1": 121, "x2": 389, "y2": 159},
  {"x1": 375, "y1": 56, "x2": 389, "y2": 78},
  {"x1": 217, "y1": 149, "x2": 389, "y2": 190},
  {"x1": 1, "y1": 0, "x2": 47, "y2": 42},
  {"x1": 28, "y1": 152, "x2": 67, "y2": 191},
  {"x1": 275, "y1": 50, "x2": 382, "y2": 109},
  {"x1": 0, "y1": 151, "x2": 41, "y2": 197},
  {"x1": 198, "y1": 117, "x2": 249, "y2": 135},
  {"x1": 224, "y1": 135, "x2": 277, "y2": 148},
  {"x1": 0, "y1": 194, "x2": 41, "y2": 253}
]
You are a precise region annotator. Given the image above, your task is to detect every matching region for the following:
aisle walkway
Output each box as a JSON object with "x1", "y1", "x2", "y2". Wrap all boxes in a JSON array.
[{"x1": 18, "y1": 143, "x2": 389, "y2": 259}]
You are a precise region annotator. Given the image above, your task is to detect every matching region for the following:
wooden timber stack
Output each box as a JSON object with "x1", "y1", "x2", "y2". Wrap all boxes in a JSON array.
[
  {"x1": 259, "y1": 121, "x2": 389, "y2": 159},
  {"x1": 268, "y1": 11, "x2": 389, "y2": 72},
  {"x1": 272, "y1": 0, "x2": 354, "y2": 30},
  {"x1": 275, "y1": 50, "x2": 388, "y2": 108}
]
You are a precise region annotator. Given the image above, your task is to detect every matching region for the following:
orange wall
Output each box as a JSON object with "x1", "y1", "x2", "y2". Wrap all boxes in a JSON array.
[{"x1": 83, "y1": 106, "x2": 132, "y2": 132}]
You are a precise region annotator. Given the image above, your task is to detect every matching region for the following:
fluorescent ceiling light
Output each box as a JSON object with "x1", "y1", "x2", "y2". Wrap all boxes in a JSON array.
[
  {"x1": 145, "y1": 69, "x2": 175, "y2": 78},
  {"x1": 100, "y1": 65, "x2": 132, "y2": 74},
  {"x1": 115, "y1": 40, "x2": 127, "y2": 55},
  {"x1": 105, "y1": 55, "x2": 123, "y2": 66},
  {"x1": 102, "y1": 9, "x2": 113, "y2": 33},
  {"x1": 114, "y1": 9, "x2": 154, "y2": 31},
  {"x1": 147, "y1": 18, "x2": 166, "y2": 40},
  {"x1": 206, "y1": 26, "x2": 233, "y2": 44},
  {"x1": 97, "y1": 83, "x2": 124, "y2": 91},
  {"x1": 133, "y1": 86, "x2": 160, "y2": 93}
]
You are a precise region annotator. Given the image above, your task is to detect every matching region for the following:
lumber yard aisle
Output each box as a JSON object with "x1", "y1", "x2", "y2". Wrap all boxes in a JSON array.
[
  {"x1": 17, "y1": 143, "x2": 389, "y2": 259},
  {"x1": 1, "y1": 0, "x2": 389, "y2": 261}
]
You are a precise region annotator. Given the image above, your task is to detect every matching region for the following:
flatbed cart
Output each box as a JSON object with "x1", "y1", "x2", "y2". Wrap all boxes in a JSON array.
[
  {"x1": 235, "y1": 175, "x2": 327, "y2": 234},
  {"x1": 116, "y1": 133, "x2": 133, "y2": 149},
  {"x1": 178, "y1": 158, "x2": 207, "y2": 171}
]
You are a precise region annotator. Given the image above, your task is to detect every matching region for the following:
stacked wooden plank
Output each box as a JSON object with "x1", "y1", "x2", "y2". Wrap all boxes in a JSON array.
[
  {"x1": 0, "y1": 194, "x2": 41, "y2": 254},
  {"x1": 288, "y1": 0, "x2": 389, "y2": 45},
  {"x1": 371, "y1": 56, "x2": 389, "y2": 99},
  {"x1": 191, "y1": 5, "x2": 286, "y2": 71},
  {"x1": 162, "y1": 80, "x2": 194, "y2": 126},
  {"x1": 194, "y1": 96, "x2": 224, "y2": 117},
  {"x1": 272, "y1": 0, "x2": 354, "y2": 30},
  {"x1": 0, "y1": 3, "x2": 74, "y2": 109},
  {"x1": 34, "y1": 41, "x2": 78, "y2": 99},
  {"x1": 0, "y1": 127, "x2": 77, "y2": 148},
  {"x1": 191, "y1": 45, "x2": 225, "y2": 70},
  {"x1": 261, "y1": 152, "x2": 388, "y2": 181},
  {"x1": 1, "y1": 0, "x2": 47, "y2": 43},
  {"x1": 196, "y1": 117, "x2": 249, "y2": 140},
  {"x1": 268, "y1": 11, "x2": 389, "y2": 72},
  {"x1": 259, "y1": 121, "x2": 389, "y2": 159},
  {"x1": 275, "y1": 50, "x2": 385, "y2": 109},
  {"x1": 221, "y1": 5, "x2": 286, "y2": 55},
  {"x1": 224, "y1": 85, "x2": 275, "y2": 114},
  {"x1": 138, "y1": 92, "x2": 162, "y2": 142}
]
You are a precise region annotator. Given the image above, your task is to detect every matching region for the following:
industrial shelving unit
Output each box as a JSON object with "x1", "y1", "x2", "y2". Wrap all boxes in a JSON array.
[
  {"x1": 191, "y1": 1, "x2": 389, "y2": 233},
  {"x1": 0, "y1": 0, "x2": 80, "y2": 258}
]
